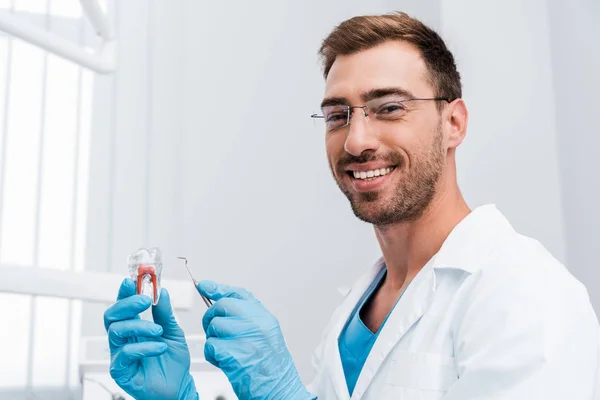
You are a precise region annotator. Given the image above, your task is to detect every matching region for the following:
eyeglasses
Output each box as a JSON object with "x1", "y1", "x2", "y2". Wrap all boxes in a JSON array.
[{"x1": 311, "y1": 97, "x2": 449, "y2": 132}]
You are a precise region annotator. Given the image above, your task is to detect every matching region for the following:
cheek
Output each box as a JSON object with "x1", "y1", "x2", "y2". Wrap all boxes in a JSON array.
[
  {"x1": 325, "y1": 133, "x2": 346, "y2": 166},
  {"x1": 379, "y1": 123, "x2": 433, "y2": 159},
  {"x1": 378, "y1": 130, "x2": 414, "y2": 162}
]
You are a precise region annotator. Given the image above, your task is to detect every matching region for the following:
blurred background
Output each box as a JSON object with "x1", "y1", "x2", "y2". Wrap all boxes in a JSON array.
[{"x1": 0, "y1": 0, "x2": 598, "y2": 398}]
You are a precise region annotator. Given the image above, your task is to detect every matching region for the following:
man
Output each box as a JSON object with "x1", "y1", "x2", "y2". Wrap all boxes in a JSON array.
[{"x1": 103, "y1": 12, "x2": 600, "y2": 400}]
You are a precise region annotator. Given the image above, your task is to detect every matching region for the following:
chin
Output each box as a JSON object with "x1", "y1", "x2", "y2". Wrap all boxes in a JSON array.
[
  {"x1": 350, "y1": 201, "x2": 393, "y2": 225},
  {"x1": 349, "y1": 195, "x2": 431, "y2": 226}
]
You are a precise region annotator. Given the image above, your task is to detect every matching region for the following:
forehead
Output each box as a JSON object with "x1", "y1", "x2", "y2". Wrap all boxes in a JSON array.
[{"x1": 324, "y1": 40, "x2": 432, "y2": 99}]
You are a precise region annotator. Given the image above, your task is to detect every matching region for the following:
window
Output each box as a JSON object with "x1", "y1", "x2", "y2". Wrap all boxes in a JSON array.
[{"x1": 0, "y1": 0, "x2": 106, "y2": 393}]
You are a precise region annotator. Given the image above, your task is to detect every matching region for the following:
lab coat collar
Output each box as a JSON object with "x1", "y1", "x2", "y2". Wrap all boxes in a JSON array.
[
  {"x1": 431, "y1": 203, "x2": 515, "y2": 274},
  {"x1": 353, "y1": 204, "x2": 514, "y2": 283}
]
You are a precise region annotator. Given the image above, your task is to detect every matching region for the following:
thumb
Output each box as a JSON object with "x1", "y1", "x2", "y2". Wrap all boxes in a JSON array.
[
  {"x1": 152, "y1": 288, "x2": 185, "y2": 340},
  {"x1": 197, "y1": 280, "x2": 255, "y2": 301}
]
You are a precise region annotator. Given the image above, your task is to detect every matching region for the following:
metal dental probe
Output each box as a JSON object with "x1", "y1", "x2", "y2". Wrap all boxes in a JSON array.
[{"x1": 177, "y1": 257, "x2": 212, "y2": 307}]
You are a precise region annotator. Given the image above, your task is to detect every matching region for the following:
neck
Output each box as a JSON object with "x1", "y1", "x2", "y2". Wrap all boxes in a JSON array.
[{"x1": 374, "y1": 178, "x2": 470, "y2": 291}]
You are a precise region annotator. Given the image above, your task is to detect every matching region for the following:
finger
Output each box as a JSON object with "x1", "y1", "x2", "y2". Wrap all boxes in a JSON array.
[
  {"x1": 204, "y1": 337, "x2": 221, "y2": 368},
  {"x1": 152, "y1": 288, "x2": 185, "y2": 340},
  {"x1": 205, "y1": 316, "x2": 241, "y2": 339},
  {"x1": 201, "y1": 297, "x2": 248, "y2": 333},
  {"x1": 104, "y1": 294, "x2": 152, "y2": 332},
  {"x1": 110, "y1": 341, "x2": 168, "y2": 378},
  {"x1": 104, "y1": 278, "x2": 141, "y2": 332},
  {"x1": 196, "y1": 281, "x2": 254, "y2": 302},
  {"x1": 117, "y1": 278, "x2": 136, "y2": 301},
  {"x1": 108, "y1": 320, "x2": 163, "y2": 350},
  {"x1": 204, "y1": 337, "x2": 258, "y2": 382}
]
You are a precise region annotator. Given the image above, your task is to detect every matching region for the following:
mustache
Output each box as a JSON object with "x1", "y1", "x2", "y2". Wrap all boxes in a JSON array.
[{"x1": 336, "y1": 152, "x2": 404, "y2": 170}]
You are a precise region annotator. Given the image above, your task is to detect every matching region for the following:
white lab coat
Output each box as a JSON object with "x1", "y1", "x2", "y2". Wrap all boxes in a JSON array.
[{"x1": 308, "y1": 205, "x2": 600, "y2": 399}]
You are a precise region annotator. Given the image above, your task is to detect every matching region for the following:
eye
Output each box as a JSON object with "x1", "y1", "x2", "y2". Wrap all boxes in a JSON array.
[
  {"x1": 376, "y1": 102, "x2": 406, "y2": 115},
  {"x1": 326, "y1": 112, "x2": 347, "y2": 122}
]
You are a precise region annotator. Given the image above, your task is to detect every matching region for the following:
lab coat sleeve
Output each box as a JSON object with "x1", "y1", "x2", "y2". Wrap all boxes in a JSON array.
[{"x1": 444, "y1": 263, "x2": 600, "y2": 400}]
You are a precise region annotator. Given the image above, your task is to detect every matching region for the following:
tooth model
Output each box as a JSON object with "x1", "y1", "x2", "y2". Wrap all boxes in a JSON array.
[{"x1": 128, "y1": 247, "x2": 163, "y2": 305}]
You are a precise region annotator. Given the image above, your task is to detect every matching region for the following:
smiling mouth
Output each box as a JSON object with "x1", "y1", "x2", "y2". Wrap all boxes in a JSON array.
[{"x1": 346, "y1": 166, "x2": 396, "y2": 181}]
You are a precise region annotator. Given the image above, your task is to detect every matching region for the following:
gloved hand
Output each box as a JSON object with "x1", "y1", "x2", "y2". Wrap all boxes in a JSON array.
[
  {"x1": 103, "y1": 278, "x2": 198, "y2": 400},
  {"x1": 197, "y1": 281, "x2": 316, "y2": 400}
]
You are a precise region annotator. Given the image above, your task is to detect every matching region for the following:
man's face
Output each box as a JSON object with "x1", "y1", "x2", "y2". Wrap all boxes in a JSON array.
[{"x1": 323, "y1": 41, "x2": 448, "y2": 225}]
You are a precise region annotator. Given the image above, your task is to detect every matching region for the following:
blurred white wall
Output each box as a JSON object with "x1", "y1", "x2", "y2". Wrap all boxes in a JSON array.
[
  {"x1": 547, "y1": 0, "x2": 600, "y2": 314},
  {"x1": 81, "y1": 0, "x2": 600, "y2": 387},
  {"x1": 442, "y1": 0, "x2": 566, "y2": 264}
]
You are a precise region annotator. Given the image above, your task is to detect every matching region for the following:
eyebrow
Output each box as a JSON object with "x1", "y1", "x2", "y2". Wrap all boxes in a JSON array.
[{"x1": 320, "y1": 87, "x2": 416, "y2": 108}]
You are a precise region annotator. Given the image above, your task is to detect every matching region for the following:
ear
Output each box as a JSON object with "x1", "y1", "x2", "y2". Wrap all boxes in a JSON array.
[{"x1": 444, "y1": 98, "x2": 468, "y2": 149}]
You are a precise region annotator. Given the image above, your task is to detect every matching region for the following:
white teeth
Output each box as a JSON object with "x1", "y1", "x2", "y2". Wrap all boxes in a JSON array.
[{"x1": 352, "y1": 167, "x2": 395, "y2": 180}]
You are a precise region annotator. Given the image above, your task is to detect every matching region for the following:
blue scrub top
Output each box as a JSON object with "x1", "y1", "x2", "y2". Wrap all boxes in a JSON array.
[{"x1": 338, "y1": 266, "x2": 404, "y2": 396}]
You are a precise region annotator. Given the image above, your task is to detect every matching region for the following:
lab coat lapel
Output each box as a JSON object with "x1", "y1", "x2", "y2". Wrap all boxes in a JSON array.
[
  {"x1": 351, "y1": 264, "x2": 436, "y2": 400},
  {"x1": 325, "y1": 260, "x2": 386, "y2": 400}
]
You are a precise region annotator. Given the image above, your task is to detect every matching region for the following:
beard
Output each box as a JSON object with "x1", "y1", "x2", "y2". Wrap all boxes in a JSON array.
[{"x1": 332, "y1": 123, "x2": 445, "y2": 226}]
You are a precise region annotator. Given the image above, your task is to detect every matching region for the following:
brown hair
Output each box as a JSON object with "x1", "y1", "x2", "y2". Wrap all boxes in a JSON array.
[{"x1": 318, "y1": 11, "x2": 462, "y2": 102}]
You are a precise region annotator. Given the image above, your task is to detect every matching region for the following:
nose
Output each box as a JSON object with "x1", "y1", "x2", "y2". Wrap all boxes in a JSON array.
[{"x1": 343, "y1": 108, "x2": 380, "y2": 156}]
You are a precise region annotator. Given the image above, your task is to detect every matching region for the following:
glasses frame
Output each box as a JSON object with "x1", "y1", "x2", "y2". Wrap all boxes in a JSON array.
[{"x1": 311, "y1": 97, "x2": 450, "y2": 130}]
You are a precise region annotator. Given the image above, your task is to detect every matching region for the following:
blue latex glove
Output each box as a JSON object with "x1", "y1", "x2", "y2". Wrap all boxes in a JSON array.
[
  {"x1": 104, "y1": 278, "x2": 198, "y2": 400},
  {"x1": 198, "y1": 281, "x2": 316, "y2": 400}
]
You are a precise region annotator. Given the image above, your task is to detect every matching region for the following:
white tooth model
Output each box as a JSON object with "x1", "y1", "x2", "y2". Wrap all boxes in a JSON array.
[{"x1": 128, "y1": 247, "x2": 163, "y2": 305}]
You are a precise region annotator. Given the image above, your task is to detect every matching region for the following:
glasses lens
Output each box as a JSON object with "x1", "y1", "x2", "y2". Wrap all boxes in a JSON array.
[
  {"x1": 367, "y1": 98, "x2": 408, "y2": 121},
  {"x1": 322, "y1": 105, "x2": 349, "y2": 131}
]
